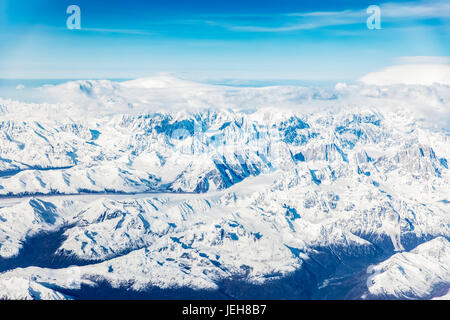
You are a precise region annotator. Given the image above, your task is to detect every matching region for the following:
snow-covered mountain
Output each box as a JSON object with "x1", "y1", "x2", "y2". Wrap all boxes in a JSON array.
[
  {"x1": 0, "y1": 72, "x2": 449, "y2": 299},
  {"x1": 359, "y1": 64, "x2": 450, "y2": 86},
  {"x1": 365, "y1": 237, "x2": 450, "y2": 299}
]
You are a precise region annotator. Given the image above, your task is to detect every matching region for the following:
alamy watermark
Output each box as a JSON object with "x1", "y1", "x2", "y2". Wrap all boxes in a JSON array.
[
  {"x1": 366, "y1": 5, "x2": 381, "y2": 29},
  {"x1": 66, "y1": 5, "x2": 81, "y2": 30}
]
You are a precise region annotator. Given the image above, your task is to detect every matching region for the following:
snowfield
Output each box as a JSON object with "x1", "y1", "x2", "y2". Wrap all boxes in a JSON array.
[{"x1": 0, "y1": 66, "x2": 449, "y2": 299}]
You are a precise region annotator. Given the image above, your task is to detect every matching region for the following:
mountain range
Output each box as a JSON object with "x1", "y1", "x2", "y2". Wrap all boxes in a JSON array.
[{"x1": 0, "y1": 69, "x2": 449, "y2": 299}]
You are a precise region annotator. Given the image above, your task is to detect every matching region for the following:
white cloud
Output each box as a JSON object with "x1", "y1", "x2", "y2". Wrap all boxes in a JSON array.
[
  {"x1": 79, "y1": 28, "x2": 153, "y2": 35},
  {"x1": 221, "y1": 0, "x2": 450, "y2": 33},
  {"x1": 394, "y1": 56, "x2": 450, "y2": 64},
  {"x1": 228, "y1": 23, "x2": 318, "y2": 32}
]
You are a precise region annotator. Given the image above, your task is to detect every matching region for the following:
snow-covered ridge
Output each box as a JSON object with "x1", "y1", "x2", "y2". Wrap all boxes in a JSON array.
[
  {"x1": 0, "y1": 276, "x2": 70, "y2": 300},
  {"x1": 0, "y1": 75, "x2": 449, "y2": 197},
  {"x1": 366, "y1": 237, "x2": 450, "y2": 299}
]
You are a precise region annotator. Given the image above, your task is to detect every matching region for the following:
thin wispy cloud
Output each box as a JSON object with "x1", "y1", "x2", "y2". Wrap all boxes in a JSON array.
[
  {"x1": 207, "y1": 13, "x2": 363, "y2": 33},
  {"x1": 287, "y1": 10, "x2": 362, "y2": 18},
  {"x1": 394, "y1": 56, "x2": 450, "y2": 64},
  {"x1": 224, "y1": 23, "x2": 318, "y2": 32},
  {"x1": 287, "y1": 1, "x2": 450, "y2": 19},
  {"x1": 1, "y1": 0, "x2": 447, "y2": 80},
  {"x1": 54, "y1": 1, "x2": 450, "y2": 35},
  {"x1": 79, "y1": 28, "x2": 154, "y2": 35},
  {"x1": 213, "y1": 0, "x2": 450, "y2": 33},
  {"x1": 381, "y1": 1, "x2": 450, "y2": 18}
]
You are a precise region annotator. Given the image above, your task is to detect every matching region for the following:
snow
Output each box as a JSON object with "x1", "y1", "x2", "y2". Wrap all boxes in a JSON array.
[{"x1": 432, "y1": 289, "x2": 450, "y2": 300}]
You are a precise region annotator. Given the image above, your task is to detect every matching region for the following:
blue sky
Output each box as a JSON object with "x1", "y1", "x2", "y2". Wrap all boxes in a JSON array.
[{"x1": 0, "y1": 0, "x2": 448, "y2": 80}]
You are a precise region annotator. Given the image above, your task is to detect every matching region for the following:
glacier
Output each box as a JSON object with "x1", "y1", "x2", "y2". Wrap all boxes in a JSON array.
[{"x1": 0, "y1": 74, "x2": 449, "y2": 300}]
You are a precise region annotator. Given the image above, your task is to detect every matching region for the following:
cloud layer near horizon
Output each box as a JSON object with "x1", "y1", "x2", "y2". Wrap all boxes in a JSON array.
[{"x1": 0, "y1": 64, "x2": 449, "y2": 132}]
